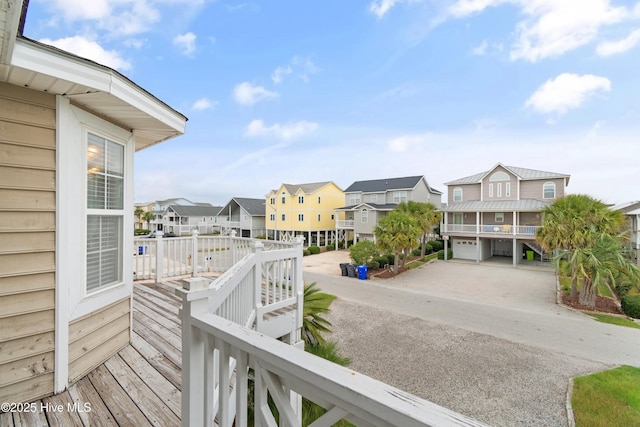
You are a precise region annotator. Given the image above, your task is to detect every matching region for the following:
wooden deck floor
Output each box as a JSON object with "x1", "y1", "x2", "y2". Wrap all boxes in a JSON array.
[{"x1": 2, "y1": 280, "x2": 186, "y2": 427}]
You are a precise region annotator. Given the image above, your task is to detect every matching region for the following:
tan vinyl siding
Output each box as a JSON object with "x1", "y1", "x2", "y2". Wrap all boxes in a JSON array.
[
  {"x1": 482, "y1": 167, "x2": 518, "y2": 201},
  {"x1": 0, "y1": 83, "x2": 56, "y2": 403},
  {"x1": 68, "y1": 298, "x2": 131, "y2": 384},
  {"x1": 448, "y1": 183, "x2": 481, "y2": 205},
  {"x1": 520, "y1": 178, "x2": 566, "y2": 201}
]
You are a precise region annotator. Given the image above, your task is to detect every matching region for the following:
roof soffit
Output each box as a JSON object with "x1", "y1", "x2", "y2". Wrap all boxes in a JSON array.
[{"x1": 5, "y1": 38, "x2": 187, "y2": 151}]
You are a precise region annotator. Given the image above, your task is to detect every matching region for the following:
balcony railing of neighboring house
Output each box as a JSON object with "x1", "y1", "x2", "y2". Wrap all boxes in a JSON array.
[
  {"x1": 336, "y1": 220, "x2": 355, "y2": 228},
  {"x1": 219, "y1": 220, "x2": 242, "y2": 229},
  {"x1": 443, "y1": 224, "x2": 540, "y2": 236}
]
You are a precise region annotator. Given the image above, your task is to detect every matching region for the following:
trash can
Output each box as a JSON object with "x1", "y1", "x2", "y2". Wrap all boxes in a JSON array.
[
  {"x1": 357, "y1": 265, "x2": 368, "y2": 280},
  {"x1": 526, "y1": 250, "x2": 534, "y2": 260},
  {"x1": 346, "y1": 264, "x2": 357, "y2": 278},
  {"x1": 138, "y1": 245, "x2": 147, "y2": 255},
  {"x1": 339, "y1": 263, "x2": 348, "y2": 276}
]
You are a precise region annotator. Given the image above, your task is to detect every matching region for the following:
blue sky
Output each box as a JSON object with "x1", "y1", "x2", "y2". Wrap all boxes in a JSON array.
[{"x1": 25, "y1": 0, "x2": 640, "y2": 205}]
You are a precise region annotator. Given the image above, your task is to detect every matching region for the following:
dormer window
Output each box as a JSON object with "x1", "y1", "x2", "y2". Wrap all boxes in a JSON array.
[
  {"x1": 543, "y1": 182, "x2": 556, "y2": 199},
  {"x1": 453, "y1": 187, "x2": 463, "y2": 202}
]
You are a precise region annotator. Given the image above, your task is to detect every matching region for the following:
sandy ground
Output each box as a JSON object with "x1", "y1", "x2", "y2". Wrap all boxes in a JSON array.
[{"x1": 302, "y1": 249, "x2": 351, "y2": 275}]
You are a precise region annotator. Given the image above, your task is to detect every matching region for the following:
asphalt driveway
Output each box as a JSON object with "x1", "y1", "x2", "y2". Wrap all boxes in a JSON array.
[{"x1": 302, "y1": 252, "x2": 640, "y2": 426}]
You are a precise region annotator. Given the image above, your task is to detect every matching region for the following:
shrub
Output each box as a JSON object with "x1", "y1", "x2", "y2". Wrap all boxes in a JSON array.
[
  {"x1": 367, "y1": 261, "x2": 380, "y2": 269},
  {"x1": 135, "y1": 228, "x2": 151, "y2": 235},
  {"x1": 303, "y1": 249, "x2": 311, "y2": 256},
  {"x1": 349, "y1": 240, "x2": 378, "y2": 265},
  {"x1": 424, "y1": 243, "x2": 433, "y2": 254},
  {"x1": 309, "y1": 245, "x2": 321, "y2": 255},
  {"x1": 326, "y1": 244, "x2": 335, "y2": 251},
  {"x1": 411, "y1": 248, "x2": 422, "y2": 257},
  {"x1": 374, "y1": 256, "x2": 389, "y2": 267},
  {"x1": 437, "y1": 249, "x2": 454, "y2": 260},
  {"x1": 386, "y1": 254, "x2": 395, "y2": 265},
  {"x1": 338, "y1": 241, "x2": 344, "y2": 249},
  {"x1": 621, "y1": 294, "x2": 640, "y2": 319},
  {"x1": 430, "y1": 240, "x2": 444, "y2": 252}
]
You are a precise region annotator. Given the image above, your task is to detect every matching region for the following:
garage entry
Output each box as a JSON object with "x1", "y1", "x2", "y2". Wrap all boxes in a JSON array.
[{"x1": 452, "y1": 238, "x2": 478, "y2": 260}]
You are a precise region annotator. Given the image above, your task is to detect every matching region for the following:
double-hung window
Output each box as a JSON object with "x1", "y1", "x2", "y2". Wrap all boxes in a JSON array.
[{"x1": 86, "y1": 133, "x2": 124, "y2": 293}]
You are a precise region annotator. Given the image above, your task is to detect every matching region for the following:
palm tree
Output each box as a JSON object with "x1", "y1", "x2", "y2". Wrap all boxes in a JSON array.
[
  {"x1": 134, "y1": 207, "x2": 144, "y2": 228},
  {"x1": 142, "y1": 211, "x2": 155, "y2": 230},
  {"x1": 375, "y1": 210, "x2": 420, "y2": 273},
  {"x1": 571, "y1": 234, "x2": 640, "y2": 308},
  {"x1": 302, "y1": 282, "x2": 336, "y2": 346},
  {"x1": 397, "y1": 201, "x2": 441, "y2": 257},
  {"x1": 536, "y1": 194, "x2": 626, "y2": 299}
]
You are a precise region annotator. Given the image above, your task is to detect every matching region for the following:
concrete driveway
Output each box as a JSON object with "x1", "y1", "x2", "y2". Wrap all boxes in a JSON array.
[{"x1": 302, "y1": 251, "x2": 640, "y2": 426}]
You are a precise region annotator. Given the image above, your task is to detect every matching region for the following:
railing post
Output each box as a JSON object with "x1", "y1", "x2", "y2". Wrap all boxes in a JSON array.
[
  {"x1": 155, "y1": 232, "x2": 164, "y2": 283},
  {"x1": 191, "y1": 229, "x2": 200, "y2": 278},
  {"x1": 230, "y1": 230, "x2": 237, "y2": 265},
  {"x1": 252, "y1": 240, "x2": 264, "y2": 329},
  {"x1": 177, "y1": 277, "x2": 210, "y2": 427},
  {"x1": 294, "y1": 235, "x2": 305, "y2": 335}
]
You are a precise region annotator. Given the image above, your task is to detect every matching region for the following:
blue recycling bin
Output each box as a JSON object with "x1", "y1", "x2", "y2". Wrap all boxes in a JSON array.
[
  {"x1": 138, "y1": 245, "x2": 147, "y2": 255},
  {"x1": 357, "y1": 265, "x2": 368, "y2": 280}
]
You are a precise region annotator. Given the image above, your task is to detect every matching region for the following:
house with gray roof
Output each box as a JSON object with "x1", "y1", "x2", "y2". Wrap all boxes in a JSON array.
[
  {"x1": 150, "y1": 199, "x2": 222, "y2": 235},
  {"x1": 440, "y1": 163, "x2": 570, "y2": 265},
  {"x1": 335, "y1": 175, "x2": 442, "y2": 245},
  {"x1": 612, "y1": 201, "x2": 640, "y2": 265},
  {"x1": 218, "y1": 197, "x2": 266, "y2": 238}
]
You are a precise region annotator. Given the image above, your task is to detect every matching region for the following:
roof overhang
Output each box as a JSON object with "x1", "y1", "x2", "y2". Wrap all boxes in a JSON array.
[{"x1": 1, "y1": 36, "x2": 187, "y2": 151}]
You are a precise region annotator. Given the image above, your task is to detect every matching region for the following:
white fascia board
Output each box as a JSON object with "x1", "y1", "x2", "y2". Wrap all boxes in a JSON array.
[{"x1": 12, "y1": 39, "x2": 186, "y2": 134}]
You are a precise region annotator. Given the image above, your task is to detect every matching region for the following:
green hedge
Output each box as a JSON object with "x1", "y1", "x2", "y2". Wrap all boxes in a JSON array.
[
  {"x1": 621, "y1": 294, "x2": 640, "y2": 319},
  {"x1": 326, "y1": 244, "x2": 335, "y2": 251},
  {"x1": 437, "y1": 249, "x2": 453, "y2": 260},
  {"x1": 430, "y1": 240, "x2": 444, "y2": 252},
  {"x1": 303, "y1": 249, "x2": 311, "y2": 256},
  {"x1": 308, "y1": 245, "x2": 321, "y2": 254},
  {"x1": 135, "y1": 228, "x2": 151, "y2": 235}
]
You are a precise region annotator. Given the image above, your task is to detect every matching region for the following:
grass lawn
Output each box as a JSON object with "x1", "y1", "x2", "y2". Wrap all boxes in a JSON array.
[
  {"x1": 588, "y1": 313, "x2": 640, "y2": 329},
  {"x1": 572, "y1": 366, "x2": 640, "y2": 427}
]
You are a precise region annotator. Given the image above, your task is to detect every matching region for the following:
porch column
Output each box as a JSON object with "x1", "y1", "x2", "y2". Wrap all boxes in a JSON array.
[
  {"x1": 476, "y1": 236, "x2": 480, "y2": 263},
  {"x1": 513, "y1": 211, "x2": 517, "y2": 235},
  {"x1": 444, "y1": 237, "x2": 448, "y2": 261},
  {"x1": 476, "y1": 211, "x2": 480, "y2": 234},
  {"x1": 513, "y1": 238, "x2": 517, "y2": 266}
]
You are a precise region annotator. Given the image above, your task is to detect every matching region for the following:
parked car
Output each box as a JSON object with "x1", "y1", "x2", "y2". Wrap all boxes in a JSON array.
[{"x1": 140, "y1": 230, "x2": 176, "y2": 238}]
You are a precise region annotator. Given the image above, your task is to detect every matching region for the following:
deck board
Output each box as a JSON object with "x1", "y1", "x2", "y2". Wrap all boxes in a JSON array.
[{"x1": 26, "y1": 275, "x2": 298, "y2": 426}]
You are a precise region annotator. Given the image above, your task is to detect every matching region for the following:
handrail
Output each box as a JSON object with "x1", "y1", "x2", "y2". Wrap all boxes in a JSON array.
[{"x1": 187, "y1": 313, "x2": 489, "y2": 427}]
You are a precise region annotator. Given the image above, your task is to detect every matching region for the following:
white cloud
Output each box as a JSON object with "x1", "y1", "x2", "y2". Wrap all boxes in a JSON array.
[
  {"x1": 471, "y1": 40, "x2": 488, "y2": 55},
  {"x1": 192, "y1": 98, "x2": 217, "y2": 111},
  {"x1": 448, "y1": 0, "x2": 630, "y2": 62},
  {"x1": 233, "y1": 82, "x2": 279, "y2": 106},
  {"x1": 369, "y1": 0, "x2": 404, "y2": 19},
  {"x1": 46, "y1": 0, "x2": 161, "y2": 37},
  {"x1": 173, "y1": 32, "x2": 197, "y2": 55},
  {"x1": 244, "y1": 119, "x2": 318, "y2": 141},
  {"x1": 596, "y1": 28, "x2": 640, "y2": 56},
  {"x1": 271, "y1": 66, "x2": 292, "y2": 84},
  {"x1": 525, "y1": 73, "x2": 611, "y2": 115},
  {"x1": 292, "y1": 56, "x2": 321, "y2": 82},
  {"x1": 123, "y1": 38, "x2": 147, "y2": 49},
  {"x1": 39, "y1": 36, "x2": 131, "y2": 70}
]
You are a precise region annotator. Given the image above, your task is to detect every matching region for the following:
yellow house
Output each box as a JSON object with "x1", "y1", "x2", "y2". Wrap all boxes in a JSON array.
[{"x1": 265, "y1": 182, "x2": 344, "y2": 246}]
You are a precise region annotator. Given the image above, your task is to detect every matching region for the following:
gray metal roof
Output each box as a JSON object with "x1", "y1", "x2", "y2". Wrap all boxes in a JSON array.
[
  {"x1": 170, "y1": 204, "x2": 222, "y2": 217},
  {"x1": 439, "y1": 199, "x2": 550, "y2": 212},
  {"x1": 336, "y1": 203, "x2": 398, "y2": 211},
  {"x1": 345, "y1": 176, "x2": 441, "y2": 194},
  {"x1": 278, "y1": 181, "x2": 336, "y2": 194},
  {"x1": 233, "y1": 198, "x2": 266, "y2": 216},
  {"x1": 445, "y1": 164, "x2": 570, "y2": 185}
]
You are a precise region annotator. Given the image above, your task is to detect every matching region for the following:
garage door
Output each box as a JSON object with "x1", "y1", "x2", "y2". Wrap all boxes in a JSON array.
[{"x1": 452, "y1": 238, "x2": 478, "y2": 260}]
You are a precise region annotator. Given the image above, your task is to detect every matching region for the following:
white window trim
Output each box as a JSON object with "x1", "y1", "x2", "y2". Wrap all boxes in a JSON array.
[
  {"x1": 495, "y1": 212, "x2": 504, "y2": 223},
  {"x1": 497, "y1": 183, "x2": 502, "y2": 198},
  {"x1": 56, "y1": 98, "x2": 134, "y2": 392},
  {"x1": 543, "y1": 182, "x2": 556, "y2": 199},
  {"x1": 489, "y1": 183, "x2": 493, "y2": 198},
  {"x1": 506, "y1": 182, "x2": 511, "y2": 197},
  {"x1": 361, "y1": 208, "x2": 368, "y2": 223},
  {"x1": 453, "y1": 187, "x2": 463, "y2": 202}
]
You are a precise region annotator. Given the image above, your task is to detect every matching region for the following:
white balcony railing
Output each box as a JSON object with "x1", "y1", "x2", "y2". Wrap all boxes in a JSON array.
[
  {"x1": 180, "y1": 306, "x2": 488, "y2": 427},
  {"x1": 172, "y1": 233, "x2": 487, "y2": 426},
  {"x1": 443, "y1": 224, "x2": 540, "y2": 236},
  {"x1": 133, "y1": 231, "x2": 297, "y2": 281},
  {"x1": 336, "y1": 220, "x2": 355, "y2": 228}
]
